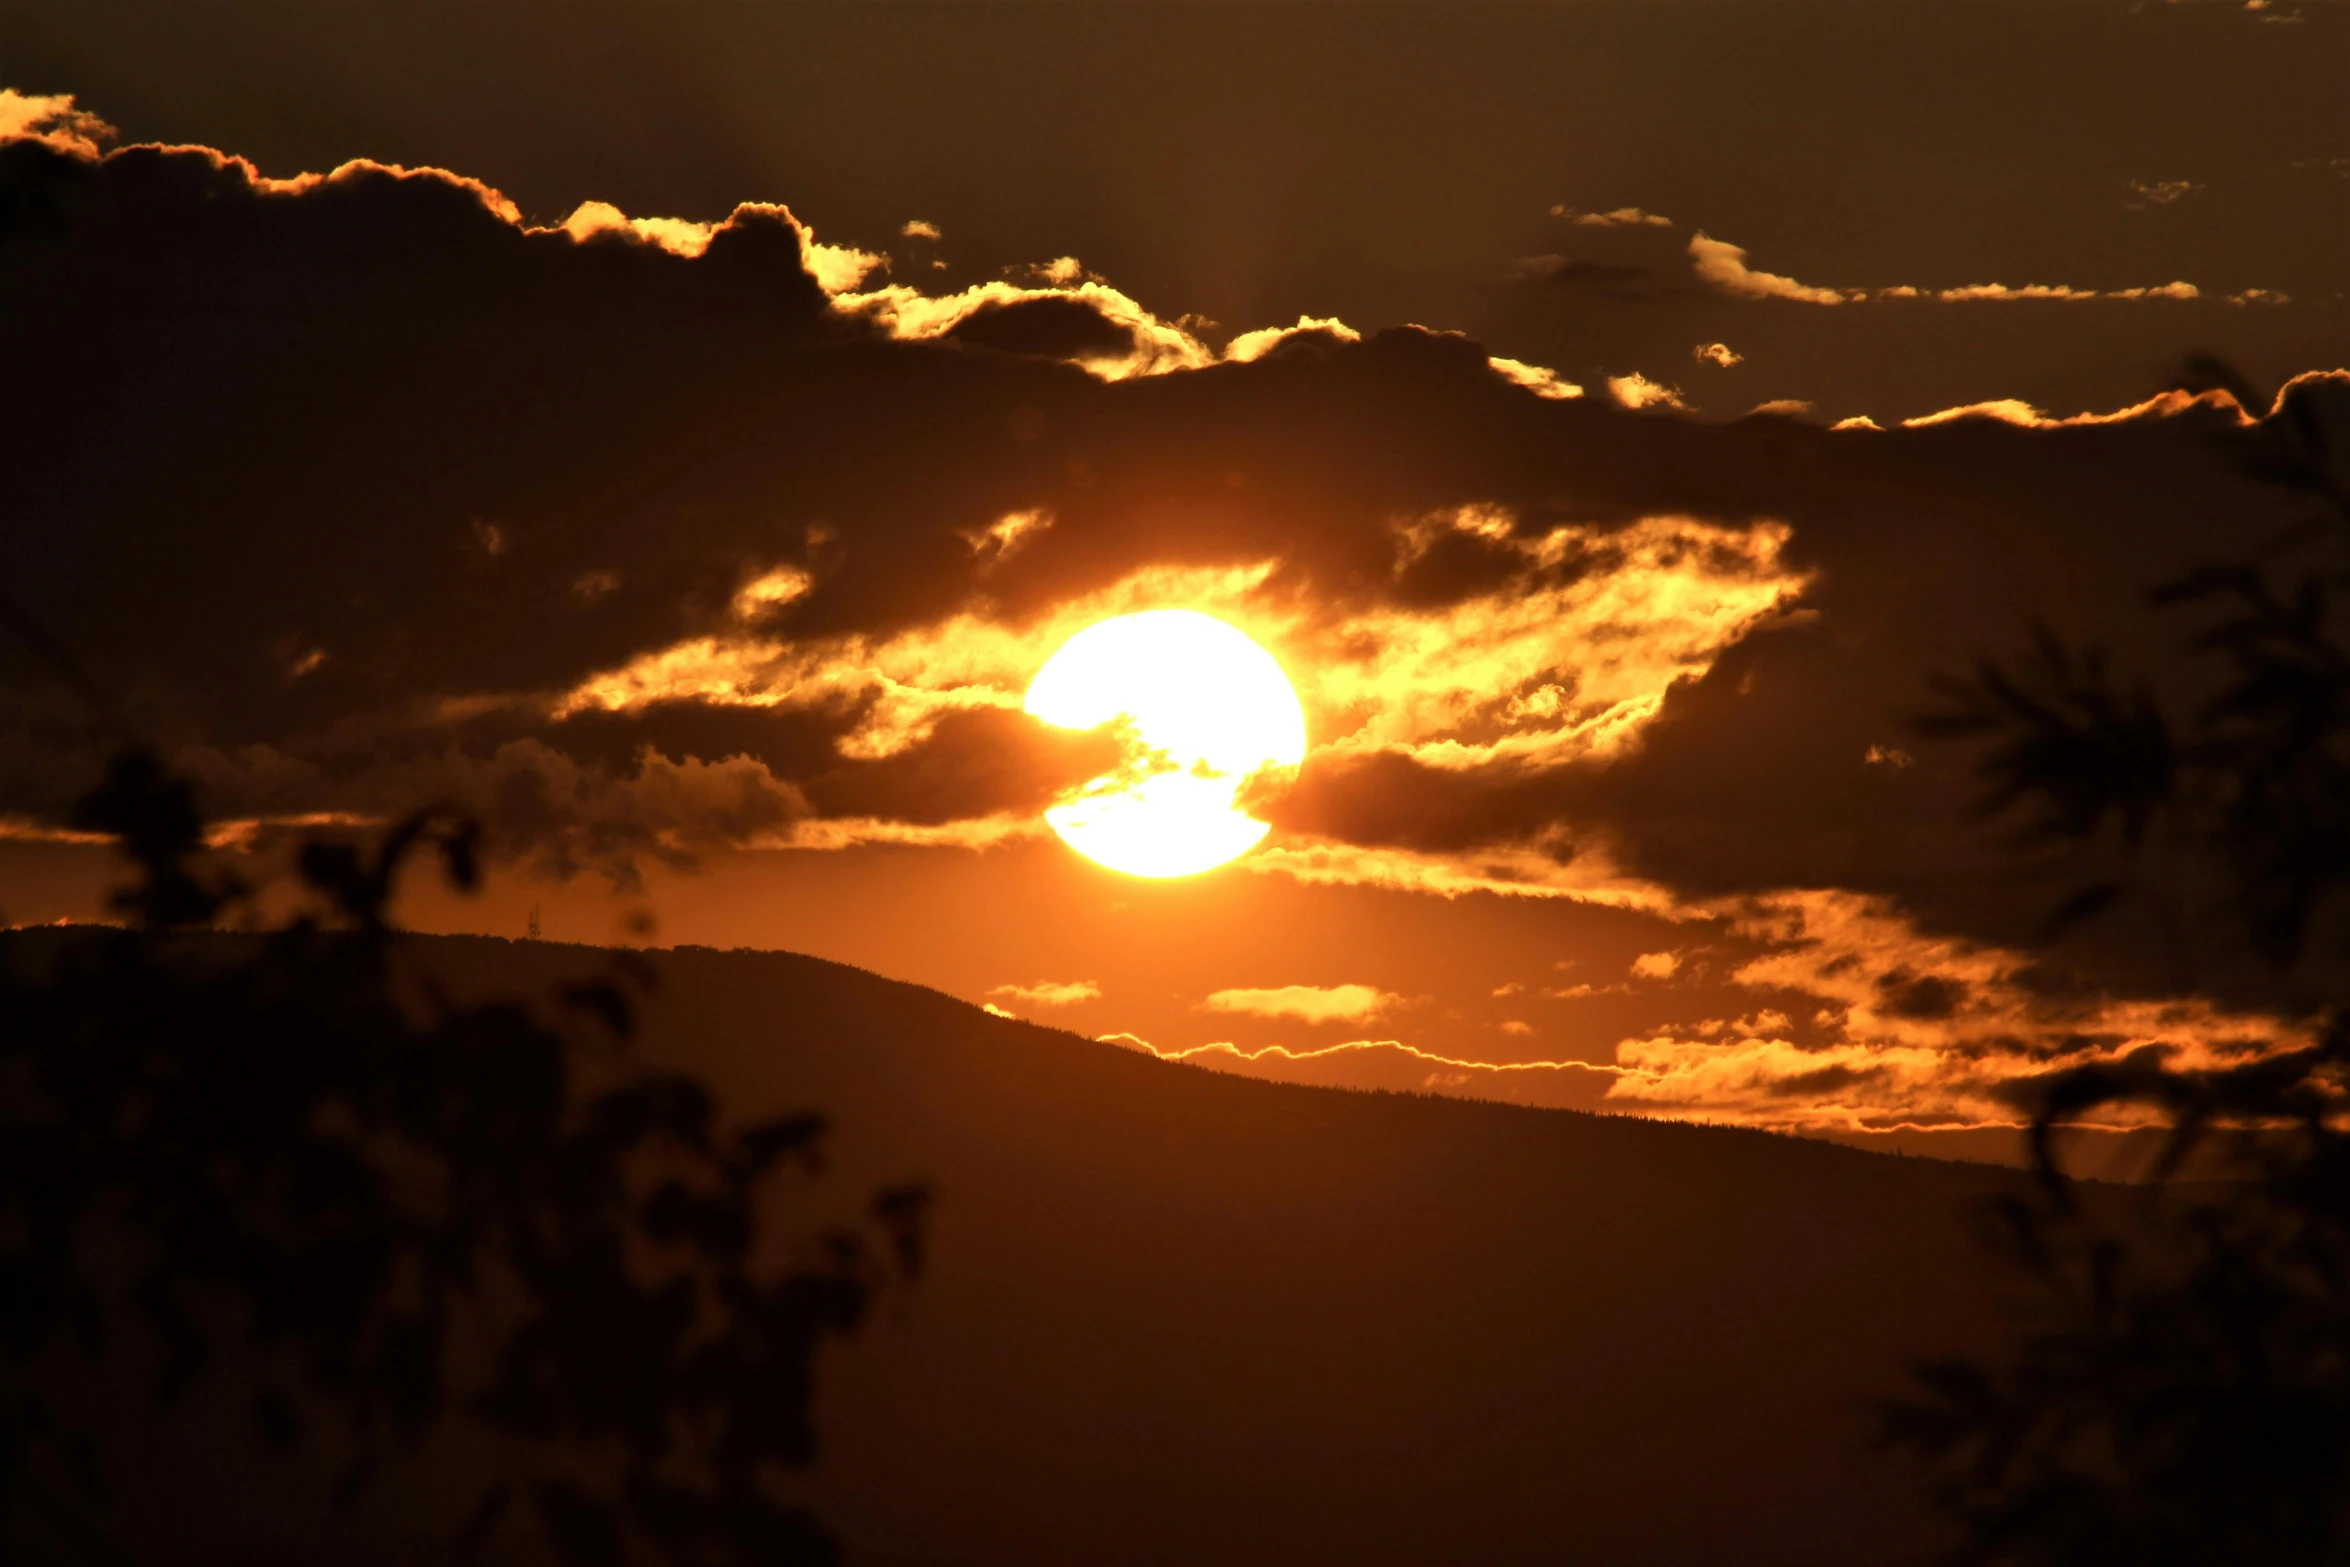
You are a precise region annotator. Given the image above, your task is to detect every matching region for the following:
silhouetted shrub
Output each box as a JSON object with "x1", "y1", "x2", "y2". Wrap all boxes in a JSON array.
[
  {"x1": 1886, "y1": 368, "x2": 2350, "y2": 1564},
  {"x1": 0, "y1": 748, "x2": 926, "y2": 1564}
]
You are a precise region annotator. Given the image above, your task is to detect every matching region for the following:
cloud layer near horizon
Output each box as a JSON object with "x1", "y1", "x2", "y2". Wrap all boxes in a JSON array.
[
  {"x1": 3, "y1": 102, "x2": 2339, "y2": 915},
  {"x1": 4, "y1": 97, "x2": 2347, "y2": 1137}
]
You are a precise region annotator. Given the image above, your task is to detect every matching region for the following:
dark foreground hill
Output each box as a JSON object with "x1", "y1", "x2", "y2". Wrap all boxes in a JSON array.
[
  {"x1": 487, "y1": 937, "x2": 2012, "y2": 1567},
  {"x1": 45, "y1": 934, "x2": 2017, "y2": 1566}
]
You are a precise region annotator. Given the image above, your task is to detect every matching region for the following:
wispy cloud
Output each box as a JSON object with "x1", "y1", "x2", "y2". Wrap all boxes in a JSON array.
[
  {"x1": 1117, "y1": 888, "x2": 2313, "y2": 1142},
  {"x1": 1487, "y1": 355, "x2": 1585, "y2": 401},
  {"x1": 840, "y1": 275, "x2": 1214, "y2": 378},
  {"x1": 1600, "y1": 889, "x2": 2308, "y2": 1134},
  {"x1": 1688, "y1": 233, "x2": 1856, "y2": 304},
  {"x1": 989, "y1": 979, "x2": 1104, "y2": 1008},
  {"x1": 2122, "y1": 177, "x2": 2201, "y2": 209},
  {"x1": 1691, "y1": 232, "x2": 2286, "y2": 308},
  {"x1": 1201, "y1": 984, "x2": 1399, "y2": 1024},
  {"x1": 1898, "y1": 386, "x2": 2252, "y2": 430},
  {"x1": 1553, "y1": 204, "x2": 1674, "y2": 228}
]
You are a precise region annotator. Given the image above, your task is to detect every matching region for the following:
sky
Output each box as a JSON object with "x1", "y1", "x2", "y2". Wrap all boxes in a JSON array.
[{"x1": 1, "y1": 2, "x2": 2346, "y2": 1162}]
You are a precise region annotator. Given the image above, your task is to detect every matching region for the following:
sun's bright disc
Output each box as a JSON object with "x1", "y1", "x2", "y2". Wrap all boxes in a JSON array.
[{"x1": 1025, "y1": 610, "x2": 1307, "y2": 878}]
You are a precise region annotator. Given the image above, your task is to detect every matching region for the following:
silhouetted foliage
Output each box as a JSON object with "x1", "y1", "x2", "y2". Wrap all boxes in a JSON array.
[
  {"x1": 1921, "y1": 367, "x2": 2350, "y2": 964},
  {"x1": 1888, "y1": 369, "x2": 2350, "y2": 1563},
  {"x1": 0, "y1": 749, "x2": 927, "y2": 1564}
]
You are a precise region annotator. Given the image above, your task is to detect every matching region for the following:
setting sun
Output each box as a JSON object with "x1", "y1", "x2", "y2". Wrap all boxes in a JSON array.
[{"x1": 1024, "y1": 610, "x2": 1307, "y2": 877}]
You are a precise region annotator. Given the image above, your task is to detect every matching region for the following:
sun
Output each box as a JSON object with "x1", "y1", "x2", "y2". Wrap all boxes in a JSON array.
[{"x1": 1025, "y1": 610, "x2": 1307, "y2": 877}]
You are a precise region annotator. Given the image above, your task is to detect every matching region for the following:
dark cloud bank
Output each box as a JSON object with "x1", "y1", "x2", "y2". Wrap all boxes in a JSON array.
[
  {"x1": 2, "y1": 120, "x2": 2346, "y2": 1009},
  {"x1": 14, "y1": 0, "x2": 2344, "y2": 425}
]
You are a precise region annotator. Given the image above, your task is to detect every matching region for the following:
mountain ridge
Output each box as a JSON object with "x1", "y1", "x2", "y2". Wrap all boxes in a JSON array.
[{"x1": 427, "y1": 935, "x2": 2008, "y2": 1566}]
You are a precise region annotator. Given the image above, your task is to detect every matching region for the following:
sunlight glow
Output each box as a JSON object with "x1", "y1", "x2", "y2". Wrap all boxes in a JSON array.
[{"x1": 1025, "y1": 610, "x2": 1306, "y2": 877}]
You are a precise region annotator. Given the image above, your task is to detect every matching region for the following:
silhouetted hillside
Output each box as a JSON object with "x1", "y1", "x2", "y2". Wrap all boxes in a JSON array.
[
  {"x1": 413, "y1": 935, "x2": 2006, "y2": 1567},
  {"x1": 19, "y1": 931, "x2": 2014, "y2": 1565}
]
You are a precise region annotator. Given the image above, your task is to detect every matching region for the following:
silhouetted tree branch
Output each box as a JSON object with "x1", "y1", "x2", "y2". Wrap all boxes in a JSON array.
[
  {"x1": 0, "y1": 748, "x2": 927, "y2": 1564},
  {"x1": 1885, "y1": 368, "x2": 2350, "y2": 1563}
]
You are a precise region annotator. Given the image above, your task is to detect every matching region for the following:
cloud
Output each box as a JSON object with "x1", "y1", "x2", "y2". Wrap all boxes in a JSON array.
[
  {"x1": 2122, "y1": 178, "x2": 2201, "y2": 209},
  {"x1": 1513, "y1": 254, "x2": 1657, "y2": 293},
  {"x1": 1486, "y1": 355, "x2": 1585, "y2": 401},
  {"x1": 989, "y1": 979, "x2": 1103, "y2": 1007},
  {"x1": 1932, "y1": 281, "x2": 2102, "y2": 303},
  {"x1": 1244, "y1": 837, "x2": 1662, "y2": 904},
  {"x1": 1901, "y1": 397, "x2": 2052, "y2": 427},
  {"x1": 795, "y1": 706, "x2": 1127, "y2": 824},
  {"x1": 1688, "y1": 233, "x2": 1855, "y2": 305},
  {"x1": 558, "y1": 200, "x2": 719, "y2": 259},
  {"x1": 944, "y1": 294, "x2": 1140, "y2": 361},
  {"x1": 1105, "y1": 885, "x2": 2312, "y2": 1142},
  {"x1": 1200, "y1": 983, "x2": 1399, "y2": 1024},
  {"x1": 1553, "y1": 205, "x2": 1673, "y2": 228},
  {"x1": 1688, "y1": 232, "x2": 2288, "y2": 309},
  {"x1": 550, "y1": 195, "x2": 882, "y2": 290},
  {"x1": 1692, "y1": 342, "x2": 1742, "y2": 369},
  {"x1": 1924, "y1": 280, "x2": 2283, "y2": 305},
  {"x1": 797, "y1": 239, "x2": 887, "y2": 293},
  {"x1": 1019, "y1": 256, "x2": 1091, "y2": 286},
  {"x1": 0, "y1": 89, "x2": 114, "y2": 159},
  {"x1": 1277, "y1": 511, "x2": 1807, "y2": 768},
  {"x1": 1222, "y1": 315, "x2": 1362, "y2": 363},
  {"x1": 1594, "y1": 888, "x2": 2310, "y2": 1133},
  {"x1": 2103, "y1": 282, "x2": 2199, "y2": 302},
  {"x1": 958, "y1": 508, "x2": 1054, "y2": 565},
  {"x1": 901, "y1": 219, "x2": 941, "y2": 240},
  {"x1": 1897, "y1": 387, "x2": 2243, "y2": 429},
  {"x1": 840, "y1": 276, "x2": 1214, "y2": 378},
  {"x1": 173, "y1": 738, "x2": 815, "y2": 891},
  {"x1": 1606, "y1": 372, "x2": 1689, "y2": 411},
  {"x1": 557, "y1": 493, "x2": 1805, "y2": 873}
]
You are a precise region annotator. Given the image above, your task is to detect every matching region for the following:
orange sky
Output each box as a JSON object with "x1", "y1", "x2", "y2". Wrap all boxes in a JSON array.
[{"x1": 0, "y1": 69, "x2": 2343, "y2": 1165}]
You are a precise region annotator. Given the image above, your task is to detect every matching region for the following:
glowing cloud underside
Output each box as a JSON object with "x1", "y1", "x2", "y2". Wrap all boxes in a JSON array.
[{"x1": 1025, "y1": 610, "x2": 1307, "y2": 878}]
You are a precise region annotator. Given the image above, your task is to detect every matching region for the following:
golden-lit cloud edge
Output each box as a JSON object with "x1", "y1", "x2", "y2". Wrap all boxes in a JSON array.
[
  {"x1": 1689, "y1": 229, "x2": 2291, "y2": 309},
  {"x1": 1102, "y1": 880, "x2": 2309, "y2": 1141},
  {"x1": 552, "y1": 510, "x2": 1811, "y2": 871},
  {"x1": 7, "y1": 89, "x2": 2301, "y2": 448}
]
